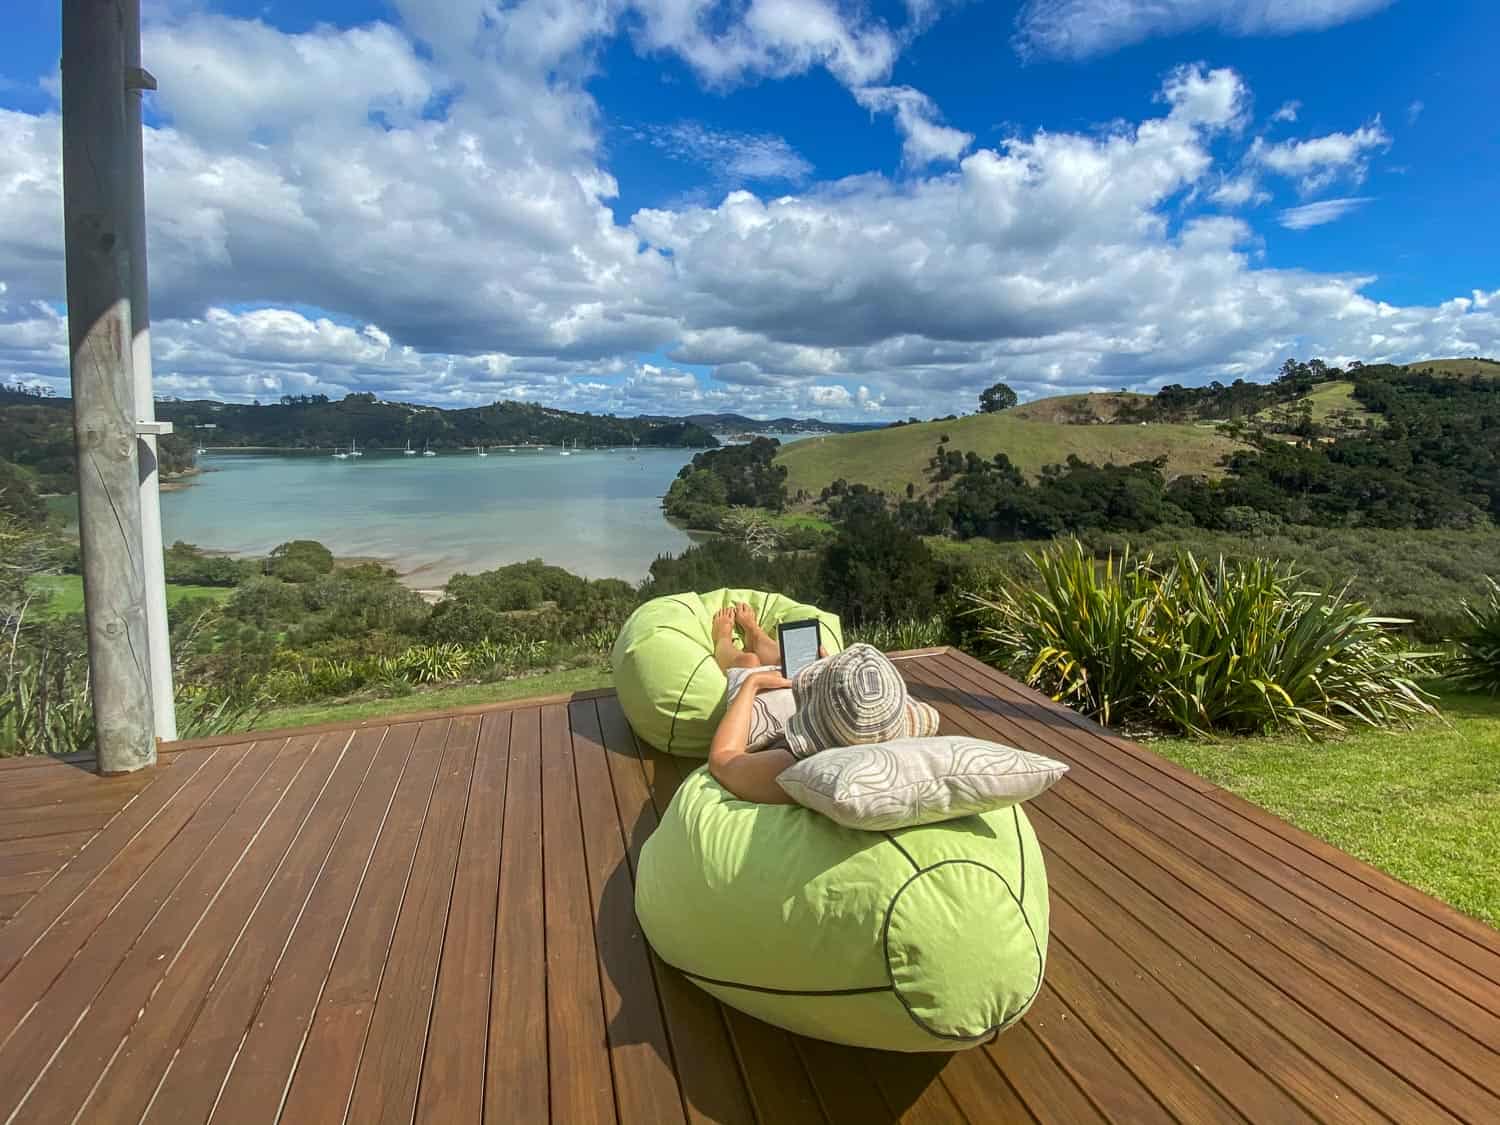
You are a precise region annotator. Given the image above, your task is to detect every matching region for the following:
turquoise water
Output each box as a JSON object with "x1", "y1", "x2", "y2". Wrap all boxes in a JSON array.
[{"x1": 160, "y1": 447, "x2": 706, "y2": 585}]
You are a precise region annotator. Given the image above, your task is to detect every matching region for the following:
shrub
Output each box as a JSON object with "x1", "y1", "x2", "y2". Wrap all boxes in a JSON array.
[
  {"x1": 848, "y1": 615, "x2": 948, "y2": 652},
  {"x1": 266, "y1": 539, "x2": 335, "y2": 581},
  {"x1": 1452, "y1": 578, "x2": 1500, "y2": 693},
  {"x1": 964, "y1": 542, "x2": 1439, "y2": 738},
  {"x1": 0, "y1": 458, "x2": 47, "y2": 529},
  {"x1": 164, "y1": 541, "x2": 251, "y2": 587},
  {"x1": 642, "y1": 538, "x2": 822, "y2": 603},
  {"x1": 819, "y1": 514, "x2": 940, "y2": 627}
]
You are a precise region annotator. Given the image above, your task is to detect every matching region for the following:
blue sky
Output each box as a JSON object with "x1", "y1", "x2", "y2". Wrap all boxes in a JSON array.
[{"x1": 1, "y1": 1, "x2": 1497, "y2": 418}]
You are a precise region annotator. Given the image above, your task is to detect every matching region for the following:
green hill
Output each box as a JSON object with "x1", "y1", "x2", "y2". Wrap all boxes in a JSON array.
[
  {"x1": 777, "y1": 411, "x2": 1244, "y2": 499},
  {"x1": 1255, "y1": 380, "x2": 1380, "y2": 429},
  {"x1": 1007, "y1": 391, "x2": 1151, "y2": 424},
  {"x1": 1402, "y1": 358, "x2": 1500, "y2": 378}
]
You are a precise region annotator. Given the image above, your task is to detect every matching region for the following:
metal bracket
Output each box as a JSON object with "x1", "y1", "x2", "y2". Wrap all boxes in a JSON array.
[
  {"x1": 125, "y1": 67, "x2": 157, "y2": 93},
  {"x1": 135, "y1": 421, "x2": 174, "y2": 436}
]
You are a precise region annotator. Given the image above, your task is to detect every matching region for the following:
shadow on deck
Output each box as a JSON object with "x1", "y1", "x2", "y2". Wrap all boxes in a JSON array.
[{"x1": 1, "y1": 649, "x2": 1498, "y2": 1123}]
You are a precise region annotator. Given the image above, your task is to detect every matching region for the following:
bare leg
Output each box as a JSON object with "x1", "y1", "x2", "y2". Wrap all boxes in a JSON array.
[
  {"x1": 713, "y1": 606, "x2": 763, "y2": 673},
  {"x1": 734, "y1": 602, "x2": 782, "y2": 667}
]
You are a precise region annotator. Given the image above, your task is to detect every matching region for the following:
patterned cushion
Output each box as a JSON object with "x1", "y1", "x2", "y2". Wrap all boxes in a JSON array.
[{"x1": 776, "y1": 737, "x2": 1068, "y2": 830}]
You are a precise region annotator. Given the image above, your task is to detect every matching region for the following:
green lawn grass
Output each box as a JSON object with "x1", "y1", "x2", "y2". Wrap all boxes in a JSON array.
[
  {"x1": 1146, "y1": 691, "x2": 1500, "y2": 929},
  {"x1": 28, "y1": 574, "x2": 233, "y2": 618},
  {"x1": 776, "y1": 411, "x2": 1243, "y2": 499},
  {"x1": 244, "y1": 663, "x2": 613, "y2": 731}
]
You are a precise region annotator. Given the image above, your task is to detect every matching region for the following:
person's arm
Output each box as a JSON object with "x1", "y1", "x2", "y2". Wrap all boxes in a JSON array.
[{"x1": 708, "y1": 673, "x2": 798, "y2": 804}]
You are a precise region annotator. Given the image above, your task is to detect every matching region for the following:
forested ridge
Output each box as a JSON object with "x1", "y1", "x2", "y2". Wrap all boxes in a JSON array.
[{"x1": 156, "y1": 393, "x2": 718, "y2": 450}]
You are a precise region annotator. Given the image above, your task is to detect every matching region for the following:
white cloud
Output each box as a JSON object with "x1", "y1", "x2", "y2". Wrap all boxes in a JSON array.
[
  {"x1": 636, "y1": 122, "x2": 813, "y2": 185},
  {"x1": 2, "y1": 12, "x2": 1495, "y2": 423},
  {"x1": 1271, "y1": 100, "x2": 1300, "y2": 124},
  {"x1": 626, "y1": 0, "x2": 904, "y2": 90},
  {"x1": 1407, "y1": 99, "x2": 1425, "y2": 125},
  {"x1": 1278, "y1": 196, "x2": 1371, "y2": 229},
  {"x1": 1250, "y1": 118, "x2": 1390, "y2": 194},
  {"x1": 852, "y1": 86, "x2": 972, "y2": 166},
  {"x1": 1014, "y1": 0, "x2": 1395, "y2": 60},
  {"x1": 1160, "y1": 63, "x2": 1249, "y2": 131},
  {"x1": 1209, "y1": 173, "x2": 1268, "y2": 208}
]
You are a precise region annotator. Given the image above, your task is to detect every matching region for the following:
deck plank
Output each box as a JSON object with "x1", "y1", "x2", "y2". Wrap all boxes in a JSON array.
[
  {"x1": 84, "y1": 730, "x2": 376, "y2": 1124},
  {"x1": 136, "y1": 728, "x2": 387, "y2": 1124},
  {"x1": 539, "y1": 702, "x2": 618, "y2": 1125},
  {"x1": 1, "y1": 652, "x2": 1496, "y2": 1124},
  {"x1": 344, "y1": 716, "x2": 481, "y2": 1125},
  {"x1": 0, "y1": 746, "x2": 221, "y2": 983},
  {"x1": 486, "y1": 705, "x2": 550, "y2": 1124},
  {"x1": 0, "y1": 740, "x2": 289, "y2": 1119},
  {"x1": 10, "y1": 733, "x2": 344, "y2": 1124},
  {"x1": 414, "y1": 711, "x2": 511, "y2": 1125},
  {"x1": 209, "y1": 722, "x2": 420, "y2": 1125},
  {"x1": 276, "y1": 719, "x2": 450, "y2": 1123},
  {"x1": 568, "y1": 698, "x2": 689, "y2": 1125}
]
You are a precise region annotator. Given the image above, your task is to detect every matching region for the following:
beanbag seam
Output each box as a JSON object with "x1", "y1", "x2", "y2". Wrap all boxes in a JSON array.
[
  {"x1": 668, "y1": 654, "x2": 717, "y2": 755},
  {"x1": 879, "y1": 811, "x2": 1045, "y2": 1045},
  {"x1": 672, "y1": 966, "x2": 893, "y2": 997}
]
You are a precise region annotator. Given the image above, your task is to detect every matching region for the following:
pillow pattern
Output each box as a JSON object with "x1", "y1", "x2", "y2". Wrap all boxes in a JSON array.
[{"x1": 777, "y1": 736, "x2": 1067, "y2": 830}]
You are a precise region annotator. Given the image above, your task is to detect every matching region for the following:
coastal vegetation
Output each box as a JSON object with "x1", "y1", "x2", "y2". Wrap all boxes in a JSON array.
[
  {"x1": 158, "y1": 393, "x2": 718, "y2": 451},
  {"x1": 7, "y1": 356, "x2": 1500, "y2": 759}
]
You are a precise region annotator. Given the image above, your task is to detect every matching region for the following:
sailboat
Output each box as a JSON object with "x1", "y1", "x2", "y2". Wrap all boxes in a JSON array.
[
  {"x1": 477, "y1": 444, "x2": 488, "y2": 457},
  {"x1": 349, "y1": 437, "x2": 363, "y2": 458},
  {"x1": 422, "y1": 440, "x2": 437, "y2": 457},
  {"x1": 559, "y1": 437, "x2": 572, "y2": 457},
  {"x1": 332, "y1": 446, "x2": 349, "y2": 460},
  {"x1": 404, "y1": 440, "x2": 417, "y2": 456}
]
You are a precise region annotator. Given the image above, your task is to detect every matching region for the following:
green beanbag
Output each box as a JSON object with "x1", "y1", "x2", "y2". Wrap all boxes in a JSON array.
[
  {"x1": 635, "y1": 768, "x2": 1049, "y2": 1052},
  {"x1": 612, "y1": 588, "x2": 844, "y2": 756}
]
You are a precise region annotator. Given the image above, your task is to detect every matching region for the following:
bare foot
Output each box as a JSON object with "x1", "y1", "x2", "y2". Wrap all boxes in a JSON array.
[
  {"x1": 712, "y1": 606, "x2": 736, "y2": 646},
  {"x1": 733, "y1": 601, "x2": 760, "y2": 634},
  {"x1": 737, "y1": 602, "x2": 783, "y2": 667}
]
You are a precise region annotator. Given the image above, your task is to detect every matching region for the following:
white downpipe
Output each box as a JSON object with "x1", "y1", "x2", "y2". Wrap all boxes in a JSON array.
[
  {"x1": 125, "y1": 3, "x2": 176, "y2": 743},
  {"x1": 133, "y1": 327, "x2": 177, "y2": 743}
]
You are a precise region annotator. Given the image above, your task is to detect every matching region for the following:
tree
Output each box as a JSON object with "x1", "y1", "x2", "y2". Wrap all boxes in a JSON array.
[
  {"x1": 978, "y1": 382, "x2": 1018, "y2": 414},
  {"x1": 818, "y1": 514, "x2": 939, "y2": 627}
]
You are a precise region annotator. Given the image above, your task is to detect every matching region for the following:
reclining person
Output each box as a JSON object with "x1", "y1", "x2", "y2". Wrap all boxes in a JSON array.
[{"x1": 707, "y1": 604, "x2": 936, "y2": 803}]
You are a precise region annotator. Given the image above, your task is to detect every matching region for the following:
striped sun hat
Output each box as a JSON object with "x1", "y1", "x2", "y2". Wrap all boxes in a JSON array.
[{"x1": 785, "y1": 644, "x2": 931, "y2": 759}]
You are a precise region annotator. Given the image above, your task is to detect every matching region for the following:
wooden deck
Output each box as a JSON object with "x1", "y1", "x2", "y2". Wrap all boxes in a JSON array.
[{"x1": 1, "y1": 648, "x2": 1497, "y2": 1124}]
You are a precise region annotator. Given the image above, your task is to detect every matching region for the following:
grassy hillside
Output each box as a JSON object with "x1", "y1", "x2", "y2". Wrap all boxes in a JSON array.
[
  {"x1": 1008, "y1": 392, "x2": 1151, "y2": 423},
  {"x1": 777, "y1": 411, "x2": 1244, "y2": 498},
  {"x1": 1256, "y1": 380, "x2": 1380, "y2": 428},
  {"x1": 1403, "y1": 358, "x2": 1500, "y2": 378}
]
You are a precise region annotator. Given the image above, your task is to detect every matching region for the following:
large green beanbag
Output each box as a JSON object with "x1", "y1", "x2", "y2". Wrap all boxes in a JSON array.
[
  {"x1": 612, "y1": 588, "x2": 844, "y2": 756},
  {"x1": 635, "y1": 768, "x2": 1049, "y2": 1052}
]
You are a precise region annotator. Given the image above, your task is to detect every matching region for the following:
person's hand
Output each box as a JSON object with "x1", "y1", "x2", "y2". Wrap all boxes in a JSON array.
[{"x1": 748, "y1": 671, "x2": 793, "y2": 693}]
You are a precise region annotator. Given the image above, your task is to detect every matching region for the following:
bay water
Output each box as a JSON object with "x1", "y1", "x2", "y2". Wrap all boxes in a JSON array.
[{"x1": 160, "y1": 441, "x2": 791, "y2": 586}]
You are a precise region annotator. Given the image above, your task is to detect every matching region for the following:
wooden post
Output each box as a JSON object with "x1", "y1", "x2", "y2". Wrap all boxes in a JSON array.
[
  {"x1": 61, "y1": 0, "x2": 157, "y2": 773},
  {"x1": 122, "y1": 0, "x2": 177, "y2": 742}
]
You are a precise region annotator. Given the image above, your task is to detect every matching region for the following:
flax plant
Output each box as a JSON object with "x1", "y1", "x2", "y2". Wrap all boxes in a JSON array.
[
  {"x1": 965, "y1": 542, "x2": 1439, "y2": 738},
  {"x1": 1452, "y1": 577, "x2": 1500, "y2": 693}
]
